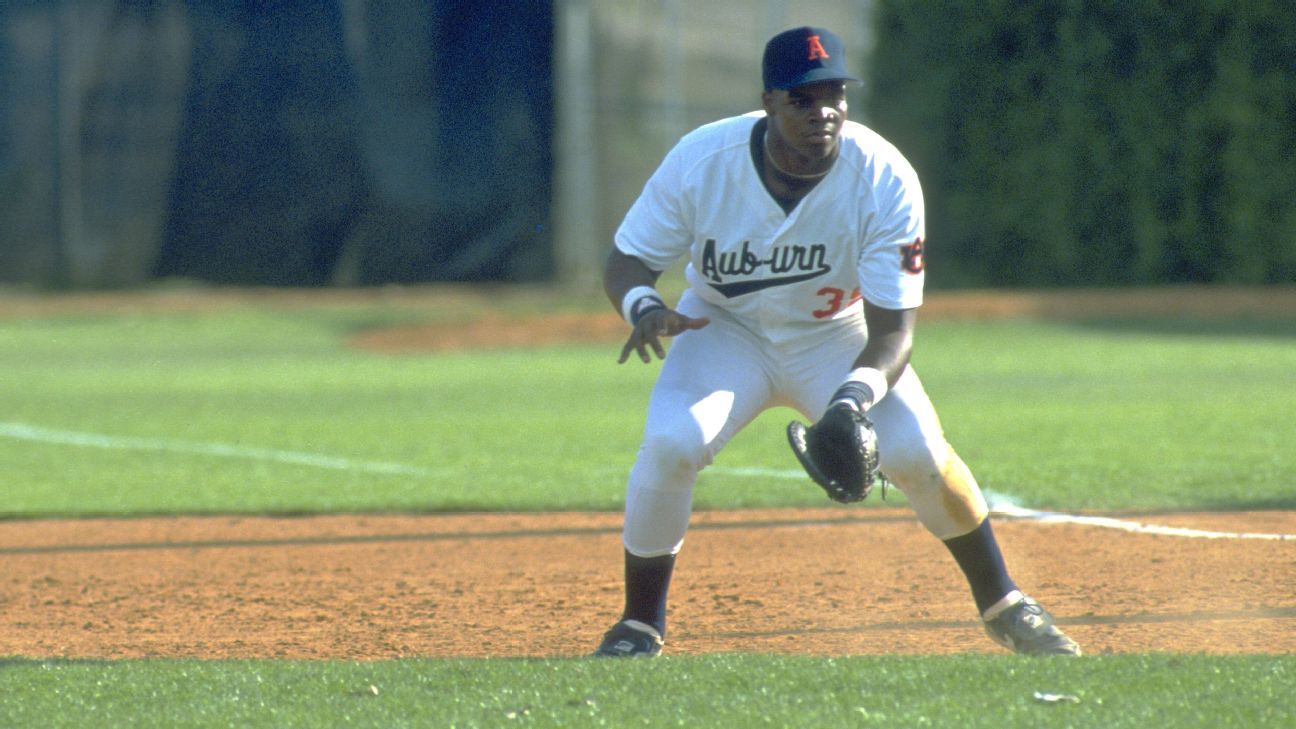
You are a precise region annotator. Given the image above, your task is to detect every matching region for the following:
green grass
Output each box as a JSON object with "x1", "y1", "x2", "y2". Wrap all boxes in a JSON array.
[
  {"x1": 1, "y1": 290, "x2": 1293, "y2": 727},
  {"x1": 2, "y1": 655, "x2": 1291, "y2": 728},
  {"x1": 911, "y1": 316, "x2": 1296, "y2": 510},
  {"x1": 0, "y1": 305, "x2": 1293, "y2": 515}
]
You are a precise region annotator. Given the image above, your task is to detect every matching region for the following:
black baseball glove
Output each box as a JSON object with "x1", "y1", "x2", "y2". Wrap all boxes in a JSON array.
[{"x1": 787, "y1": 403, "x2": 881, "y2": 503}]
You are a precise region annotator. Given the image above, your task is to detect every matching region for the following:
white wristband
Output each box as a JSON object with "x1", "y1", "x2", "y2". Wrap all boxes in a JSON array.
[
  {"x1": 620, "y1": 285, "x2": 663, "y2": 324},
  {"x1": 833, "y1": 366, "x2": 888, "y2": 409}
]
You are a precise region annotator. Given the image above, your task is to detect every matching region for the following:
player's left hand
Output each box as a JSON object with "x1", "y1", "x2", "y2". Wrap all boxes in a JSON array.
[
  {"x1": 617, "y1": 308, "x2": 710, "y2": 364},
  {"x1": 787, "y1": 403, "x2": 881, "y2": 502}
]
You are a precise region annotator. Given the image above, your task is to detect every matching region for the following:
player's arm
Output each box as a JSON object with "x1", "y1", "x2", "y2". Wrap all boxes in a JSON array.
[
  {"x1": 787, "y1": 305, "x2": 905, "y2": 504},
  {"x1": 833, "y1": 302, "x2": 916, "y2": 411},
  {"x1": 603, "y1": 248, "x2": 709, "y2": 364}
]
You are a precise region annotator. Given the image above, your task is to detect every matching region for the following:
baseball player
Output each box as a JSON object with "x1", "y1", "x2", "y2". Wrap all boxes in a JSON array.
[{"x1": 593, "y1": 26, "x2": 1080, "y2": 657}]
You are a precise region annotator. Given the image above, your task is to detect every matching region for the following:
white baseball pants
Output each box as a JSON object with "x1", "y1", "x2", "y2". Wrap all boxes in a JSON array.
[{"x1": 622, "y1": 290, "x2": 988, "y2": 557}]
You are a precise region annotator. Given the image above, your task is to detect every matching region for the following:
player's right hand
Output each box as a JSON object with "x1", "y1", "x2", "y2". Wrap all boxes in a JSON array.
[{"x1": 617, "y1": 309, "x2": 710, "y2": 364}]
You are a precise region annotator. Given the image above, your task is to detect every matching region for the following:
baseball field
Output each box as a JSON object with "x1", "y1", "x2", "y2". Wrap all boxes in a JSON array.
[{"x1": 1, "y1": 285, "x2": 1293, "y2": 727}]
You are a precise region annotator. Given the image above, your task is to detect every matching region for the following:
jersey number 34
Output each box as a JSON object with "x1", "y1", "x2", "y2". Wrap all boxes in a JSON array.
[{"x1": 812, "y1": 287, "x2": 862, "y2": 319}]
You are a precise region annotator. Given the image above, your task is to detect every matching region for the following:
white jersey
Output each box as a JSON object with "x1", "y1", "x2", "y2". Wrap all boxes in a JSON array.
[{"x1": 615, "y1": 112, "x2": 926, "y2": 347}]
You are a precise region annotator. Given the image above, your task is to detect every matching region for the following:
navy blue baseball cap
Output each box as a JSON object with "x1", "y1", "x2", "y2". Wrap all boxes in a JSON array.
[{"x1": 762, "y1": 26, "x2": 861, "y2": 90}]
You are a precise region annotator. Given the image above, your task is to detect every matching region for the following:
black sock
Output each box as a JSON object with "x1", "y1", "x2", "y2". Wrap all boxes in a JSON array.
[
  {"x1": 942, "y1": 519, "x2": 1018, "y2": 615},
  {"x1": 622, "y1": 549, "x2": 675, "y2": 636}
]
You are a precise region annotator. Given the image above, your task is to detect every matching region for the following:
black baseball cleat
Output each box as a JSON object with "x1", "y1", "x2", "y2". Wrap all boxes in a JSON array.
[
  {"x1": 983, "y1": 596, "x2": 1081, "y2": 656},
  {"x1": 593, "y1": 619, "x2": 664, "y2": 657}
]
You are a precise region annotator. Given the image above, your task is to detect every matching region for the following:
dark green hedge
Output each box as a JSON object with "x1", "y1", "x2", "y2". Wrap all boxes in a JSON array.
[{"x1": 866, "y1": 1, "x2": 1296, "y2": 287}]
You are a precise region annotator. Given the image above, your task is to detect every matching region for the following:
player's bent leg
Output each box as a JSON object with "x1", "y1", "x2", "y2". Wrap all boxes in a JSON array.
[
  {"x1": 622, "y1": 427, "x2": 707, "y2": 556},
  {"x1": 867, "y1": 368, "x2": 986, "y2": 539},
  {"x1": 881, "y1": 446, "x2": 1081, "y2": 655},
  {"x1": 606, "y1": 412, "x2": 707, "y2": 655},
  {"x1": 867, "y1": 369, "x2": 1081, "y2": 656},
  {"x1": 600, "y1": 310, "x2": 774, "y2": 656},
  {"x1": 881, "y1": 441, "x2": 987, "y2": 540},
  {"x1": 621, "y1": 308, "x2": 773, "y2": 555}
]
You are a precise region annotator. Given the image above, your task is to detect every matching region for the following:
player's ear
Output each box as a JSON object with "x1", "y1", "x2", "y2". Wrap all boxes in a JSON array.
[{"x1": 761, "y1": 89, "x2": 776, "y2": 115}]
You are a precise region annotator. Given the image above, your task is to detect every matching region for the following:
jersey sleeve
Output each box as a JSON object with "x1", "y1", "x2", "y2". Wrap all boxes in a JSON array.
[
  {"x1": 857, "y1": 151, "x2": 925, "y2": 310},
  {"x1": 613, "y1": 143, "x2": 694, "y2": 271}
]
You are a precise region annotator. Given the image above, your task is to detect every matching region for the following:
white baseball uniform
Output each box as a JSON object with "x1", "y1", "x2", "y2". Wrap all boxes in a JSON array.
[{"x1": 615, "y1": 112, "x2": 984, "y2": 556}]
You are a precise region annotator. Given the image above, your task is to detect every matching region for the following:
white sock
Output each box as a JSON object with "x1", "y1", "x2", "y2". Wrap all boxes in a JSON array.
[
  {"x1": 621, "y1": 619, "x2": 662, "y2": 639},
  {"x1": 981, "y1": 590, "x2": 1025, "y2": 621}
]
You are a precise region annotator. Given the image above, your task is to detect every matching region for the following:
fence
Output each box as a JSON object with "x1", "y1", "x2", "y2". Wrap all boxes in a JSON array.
[{"x1": 0, "y1": 0, "x2": 873, "y2": 289}]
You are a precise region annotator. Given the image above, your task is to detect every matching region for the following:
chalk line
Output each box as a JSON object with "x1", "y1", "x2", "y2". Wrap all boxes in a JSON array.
[
  {"x1": 706, "y1": 469, "x2": 1296, "y2": 542},
  {"x1": 0, "y1": 421, "x2": 433, "y2": 477},
  {"x1": 708, "y1": 466, "x2": 807, "y2": 480},
  {"x1": 3, "y1": 429, "x2": 1291, "y2": 541},
  {"x1": 988, "y1": 500, "x2": 1295, "y2": 541}
]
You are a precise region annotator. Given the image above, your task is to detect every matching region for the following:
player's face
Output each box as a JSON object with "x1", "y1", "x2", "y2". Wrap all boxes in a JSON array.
[{"x1": 762, "y1": 81, "x2": 848, "y2": 161}]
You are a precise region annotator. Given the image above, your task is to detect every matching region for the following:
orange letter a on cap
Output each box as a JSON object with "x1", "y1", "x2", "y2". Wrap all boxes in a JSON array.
[{"x1": 806, "y1": 35, "x2": 829, "y2": 60}]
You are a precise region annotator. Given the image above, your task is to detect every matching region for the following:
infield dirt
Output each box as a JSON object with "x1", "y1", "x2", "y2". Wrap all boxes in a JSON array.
[{"x1": 2, "y1": 509, "x2": 1293, "y2": 658}]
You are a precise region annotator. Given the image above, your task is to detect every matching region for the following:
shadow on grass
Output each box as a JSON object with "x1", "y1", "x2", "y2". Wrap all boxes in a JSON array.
[
  {"x1": 0, "y1": 657, "x2": 115, "y2": 667},
  {"x1": 1070, "y1": 316, "x2": 1296, "y2": 339},
  {"x1": 1117, "y1": 496, "x2": 1296, "y2": 514}
]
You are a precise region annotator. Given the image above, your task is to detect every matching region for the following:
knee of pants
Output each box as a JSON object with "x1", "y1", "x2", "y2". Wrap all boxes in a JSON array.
[
  {"x1": 879, "y1": 436, "x2": 948, "y2": 495},
  {"x1": 881, "y1": 437, "x2": 988, "y2": 539},
  {"x1": 637, "y1": 428, "x2": 712, "y2": 485}
]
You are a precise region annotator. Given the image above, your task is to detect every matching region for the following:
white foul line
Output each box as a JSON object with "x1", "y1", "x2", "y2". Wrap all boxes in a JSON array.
[
  {"x1": 1, "y1": 433, "x2": 1290, "y2": 541},
  {"x1": 708, "y1": 466, "x2": 807, "y2": 480},
  {"x1": 0, "y1": 421, "x2": 433, "y2": 477},
  {"x1": 706, "y1": 470, "x2": 1296, "y2": 542},
  {"x1": 989, "y1": 501, "x2": 1295, "y2": 541}
]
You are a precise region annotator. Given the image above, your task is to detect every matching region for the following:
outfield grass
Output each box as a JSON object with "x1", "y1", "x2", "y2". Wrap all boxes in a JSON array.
[{"x1": 1, "y1": 291, "x2": 1294, "y2": 727}]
